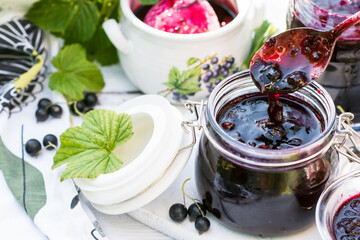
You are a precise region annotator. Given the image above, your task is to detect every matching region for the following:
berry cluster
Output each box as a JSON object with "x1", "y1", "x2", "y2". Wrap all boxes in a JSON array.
[
  {"x1": 25, "y1": 134, "x2": 58, "y2": 156},
  {"x1": 200, "y1": 56, "x2": 238, "y2": 93},
  {"x1": 169, "y1": 179, "x2": 211, "y2": 234},
  {"x1": 70, "y1": 93, "x2": 98, "y2": 116},
  {"x1": 35, "y1": 98, "x2": 63, "y2": 122},
  {"x1": 171, "y1": 91, "x2": 195, "y2": 102},
  {"x1": 172, "y1": 56, "x2": 239, "y2": 101}
]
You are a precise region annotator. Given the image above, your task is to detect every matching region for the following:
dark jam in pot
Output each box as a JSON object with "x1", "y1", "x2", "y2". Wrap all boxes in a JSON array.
[
  {"x1": 287, "y1": 0, "x2": 360, "y2": 121},
  {"x1": 333, "y1": 193, "x2": 360, "y2": 239},
  {"x1": 134, "y1": 0, "x2": 236, "y2": 27},
  {"x1": 217, "y1": 93, "x2": 323, "y2": 149}
]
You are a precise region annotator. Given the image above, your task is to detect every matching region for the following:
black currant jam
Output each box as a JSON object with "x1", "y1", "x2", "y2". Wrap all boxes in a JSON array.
[
  {"x1": 333, "y1": 193, "x2": 360, "y2": 239},
  {"x1": 287, "y1": 0, "x2": 360, "y2": 122},
  {"x1": 195, "y1": 73, "x2": 339, "y2": 237},
  {"x1": 217, "y1": 93, "x2": 323, "y2": 149},
  {"x1": 133, "y1": 0, "x2": 236, "y2": 27}
]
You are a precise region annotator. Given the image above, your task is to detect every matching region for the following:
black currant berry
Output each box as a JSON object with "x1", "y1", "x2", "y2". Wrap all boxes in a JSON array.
[
  {"x1": 71, "y1": 101, "x2": 86, "y2": 115},
  {"x1": 43, "y1": 134, "x2": 58, "y2": 150},
  {"x1": 35, "y1": 108, "x2": 49, "y2": 122},
  {"x1": 195, "y1": 217, "x2": 210, "y2": 233},
  {"x1": 25, "y1": 139, "x2": 42, "y2": 156},
  {"x1": 169, "y1": 203, "x2": 187, "y2": 223},
  {"x1": 188, "y1": 203, "x2": 206, "y2": 221},
  {"x1": 212, "y1": 208, "x2": 221, "y2": 218},
  {"x1": 49, "y1": 104, "x2": 63, "y2": 118},
  {"x1": 37, "y1": 98, "x2": 51, "y2": 109},
  {"x1": 84, "y1": 93, "x2": 98, "y2": 107},
  {"x1": 84, "y1": 107, "x2": 94, "y2": 114}
]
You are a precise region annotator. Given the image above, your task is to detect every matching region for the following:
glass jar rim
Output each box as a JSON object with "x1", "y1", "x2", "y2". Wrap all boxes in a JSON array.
[{"x1": 204, "y1": 70, "x2": 337, "y2": 168}]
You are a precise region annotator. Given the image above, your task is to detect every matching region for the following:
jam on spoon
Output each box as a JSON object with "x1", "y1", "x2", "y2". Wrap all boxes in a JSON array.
[{"x1": 250, "y1": 10, "x2": 360, "y2": 94}]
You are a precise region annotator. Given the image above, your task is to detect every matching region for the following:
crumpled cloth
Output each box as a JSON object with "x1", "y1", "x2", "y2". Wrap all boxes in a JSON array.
[{"x1": 0, "y1": 18, "x2": 107, "y2": 240}]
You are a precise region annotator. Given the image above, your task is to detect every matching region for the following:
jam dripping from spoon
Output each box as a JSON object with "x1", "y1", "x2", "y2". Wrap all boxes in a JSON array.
[
  {"x1": 250, "y1": 10, "x2": 360, "y2": 94},
  {"x1": 250, "y1": 10, "x2": 360, "y2": 125}
]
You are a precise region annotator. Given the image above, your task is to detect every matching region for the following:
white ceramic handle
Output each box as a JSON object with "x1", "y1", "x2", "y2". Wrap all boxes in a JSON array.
[{"x1": 103, "y1": 19, "x2": 132, "y2": 54}]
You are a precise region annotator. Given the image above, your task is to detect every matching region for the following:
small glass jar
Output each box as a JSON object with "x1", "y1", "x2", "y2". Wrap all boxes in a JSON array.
[
  {"x1": 316, "y1": 170, "x2": 360, "y2": 240},
  {"x1": 195, "y1": 71, "x2": 340, "y2": 237},
  {"x1": 286, "y1": 0, "x2": 360, "y2": 123}
]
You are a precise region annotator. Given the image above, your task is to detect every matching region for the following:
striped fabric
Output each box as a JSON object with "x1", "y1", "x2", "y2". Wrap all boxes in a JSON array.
[{"x1": 0, "y1": 19, "x2": 46, "y2": 114}]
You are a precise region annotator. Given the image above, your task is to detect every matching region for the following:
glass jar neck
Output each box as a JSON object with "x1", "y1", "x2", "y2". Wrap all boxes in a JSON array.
[{"x1": 204, "y1": 71, "x2": 337, "y2": 170}]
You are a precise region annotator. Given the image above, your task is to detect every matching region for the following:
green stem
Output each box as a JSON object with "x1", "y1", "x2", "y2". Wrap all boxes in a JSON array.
[
  {"x1": 37, "y1": 143, "x2": 58, "y2": 155},
  {"x1": 182, "y1": 178, "x2": 205, "y2": 218},
  {"x1": 163, "y1": 89, "x2": 173, "y2": 98},
  {"x1": 65, "y1": 97, "x2": 75, "y2": 127},
  {"x1": 157, "y1": 88, "x2": 173, "y2": 98},
  {"x1": 44, "y1": 143, "x2": 58, "y2": 150},
  {"x1": 194, "y1": 53, "x2": 217, "y2": 69},
  {"x1": 73, "y1": 101, "x2": 84, "y2": 117},
  {"x1": 100, "y1": 0, "x2": 119, "y2": 21}
]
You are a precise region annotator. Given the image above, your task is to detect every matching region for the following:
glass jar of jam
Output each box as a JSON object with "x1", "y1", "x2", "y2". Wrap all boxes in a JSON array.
[
  {"x1": 316, "y1": 170, "x2": 360, "y2": 240},
  {"x1": 194, "y1": 71, "x2": 341, "y2": 237},
  {"x1": 286, "y1": 0, "x2": 360, "y2": 124}
]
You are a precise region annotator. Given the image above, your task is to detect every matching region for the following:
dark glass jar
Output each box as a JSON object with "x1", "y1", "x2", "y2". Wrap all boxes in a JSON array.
[
  {"x1": 286, "y1": 0, "x2": 360, "y2": 123},
  {"x1": 195, "y1": 71, "x2": 340, "y2": 237}
]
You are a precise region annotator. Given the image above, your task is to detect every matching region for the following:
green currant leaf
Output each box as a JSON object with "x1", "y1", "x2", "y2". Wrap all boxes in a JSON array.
[
  {"x1": 52, "y1": 109, "x2": 134, "y2": 181},
  {"x1": 186, "y1": 57, "x2": 200, "y2": 67},
  {"x1": 241, "y1": 20, "x2": 276, "y2": 70},
  {"x1": 64, "y1": 0, "x2": 100, "y2": 43},
  {"x1": 163, "y1": 67, "x2": 201, "y2": 95},
  {"x1": 49, "y1": 44, "x2": 105, "y2": 100},
  {"x1": 88, "y1": 44, "x2": 119, "y2": 65},
  {"x1": 139, "y1": 0, "x2": 159, "y2": 5},
  {"x1": 85, "y1": 21, "x2": 119, "y2": 65},
  {"x1": 176, "y1": 68, "x2": 201, "y2": 95},
  {"x1": 25, "y1": 0, "x2": 77, "y2": 33},
  {"x1": 164, "y1": 66, "x2": 181, "y2": 88}
]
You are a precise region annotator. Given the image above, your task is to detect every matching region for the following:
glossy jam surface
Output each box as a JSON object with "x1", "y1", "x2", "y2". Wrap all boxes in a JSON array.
[
  {"x1": 134, "y1": 0, "x2": 235, "y2": 29},
  {"x1": 287, "y1": 0, "x2": 360, "y2": 121},
  {"x1": 333, "y1": 193, "x2": 360, "y2": 239},
  {"x1": 217, "y1": 93, "x2": 323, "y2": 149}
]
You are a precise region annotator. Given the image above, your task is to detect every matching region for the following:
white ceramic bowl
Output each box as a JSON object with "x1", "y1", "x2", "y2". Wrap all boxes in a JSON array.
[{"x1": 103, "y1": 0, "x2": 263, "y2": 101}]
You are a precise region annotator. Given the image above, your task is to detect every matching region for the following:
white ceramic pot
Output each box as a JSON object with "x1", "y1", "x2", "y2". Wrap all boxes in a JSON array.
[{"x1": 103, "y1": 0, "x2": 263, "y2": 101}]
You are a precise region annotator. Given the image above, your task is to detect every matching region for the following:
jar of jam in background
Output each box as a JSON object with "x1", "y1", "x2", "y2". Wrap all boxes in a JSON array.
[
  {"x1": 194, "y1": 71, "x2": 340, "y2": 237},
  {"x1": 287, "y1": 0, "x2": 360, "y2": 124},
  {"x1": 316, "y1": 170, "x2": 360, "y2": 240}
]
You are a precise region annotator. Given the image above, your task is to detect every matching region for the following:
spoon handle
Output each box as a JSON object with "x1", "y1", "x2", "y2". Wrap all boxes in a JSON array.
[{"x1": 332, "y1": 10, "x2": 360, "y2": 38}]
